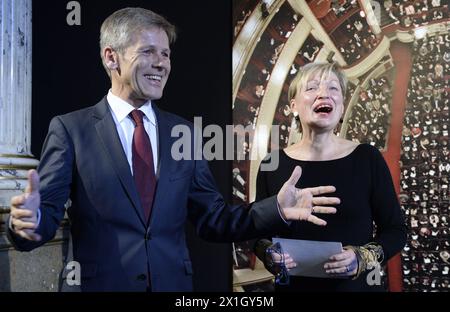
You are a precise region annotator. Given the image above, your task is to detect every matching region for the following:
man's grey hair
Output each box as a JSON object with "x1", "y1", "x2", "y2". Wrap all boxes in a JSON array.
[{"x1": 100, "y1": 7, "x2": 177, "y2": 77}]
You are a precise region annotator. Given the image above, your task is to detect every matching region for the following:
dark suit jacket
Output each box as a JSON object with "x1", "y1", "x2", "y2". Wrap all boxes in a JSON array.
[{"x1": 8, "y1": 97, "x2": 285, "y2": 291}]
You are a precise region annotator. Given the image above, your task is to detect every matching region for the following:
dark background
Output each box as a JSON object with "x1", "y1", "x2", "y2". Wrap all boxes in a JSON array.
[{"x1": 32, "y1": 0, "x2": 232, "y2": 291}]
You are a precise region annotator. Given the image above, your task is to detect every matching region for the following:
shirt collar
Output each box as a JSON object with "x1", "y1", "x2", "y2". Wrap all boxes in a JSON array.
[{"x1": 107, "y1": 90, "x2": 156, "y2": 126}]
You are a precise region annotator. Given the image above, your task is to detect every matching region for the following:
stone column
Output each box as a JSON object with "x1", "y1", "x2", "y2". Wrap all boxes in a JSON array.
[
  {"x1": 359, "y1": 0, "x2": 382, "y2": 35},
  {"x1": 0, "y1": 0, "x2": 67, "y2": 292}
]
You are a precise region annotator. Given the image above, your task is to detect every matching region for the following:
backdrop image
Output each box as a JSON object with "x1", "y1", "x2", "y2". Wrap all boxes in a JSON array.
[{"x1": 232, "y1": 0, "x2": 449, "y2": 292}]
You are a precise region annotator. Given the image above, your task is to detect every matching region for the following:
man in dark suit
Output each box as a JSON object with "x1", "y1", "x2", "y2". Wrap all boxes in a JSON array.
[{"x1": 7, "y1": 7, "x2": 339, "y2": 291}]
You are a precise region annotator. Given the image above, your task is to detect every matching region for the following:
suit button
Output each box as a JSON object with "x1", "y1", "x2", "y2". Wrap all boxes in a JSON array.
[
  {"x1": 144, "y1": 233, "x2": 152, "y2": 241},
  {"x1": 136, "y1": 274, "x2": 147, "y2": 281}
]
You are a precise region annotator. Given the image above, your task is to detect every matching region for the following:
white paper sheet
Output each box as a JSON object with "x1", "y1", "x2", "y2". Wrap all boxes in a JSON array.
[{"x1": 272, "y1": 238, "x2": 343, "y2": 278}]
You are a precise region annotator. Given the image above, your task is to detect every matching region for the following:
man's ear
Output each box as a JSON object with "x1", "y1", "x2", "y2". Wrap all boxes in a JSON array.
[{"x1": 103, "y1": 47, "x2": 119, "y2": 72}]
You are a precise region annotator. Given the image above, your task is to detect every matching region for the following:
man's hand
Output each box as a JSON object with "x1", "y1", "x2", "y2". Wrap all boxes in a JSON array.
[
  {"x1": 277, "y1": 166, "x2": 339, "y2": 225},
  {"x1": 9, "y1": 169, "x2": 42, "y2": 241}
]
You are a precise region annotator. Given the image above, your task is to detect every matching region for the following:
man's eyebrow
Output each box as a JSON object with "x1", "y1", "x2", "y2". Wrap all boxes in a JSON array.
[{"x1": 138, "y1": 45, "x2": 171, "y2": 53}]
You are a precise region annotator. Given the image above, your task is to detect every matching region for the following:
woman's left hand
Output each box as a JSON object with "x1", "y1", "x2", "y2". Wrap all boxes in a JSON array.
[{"x1": 324, "y1": 247, "x2": 358, "y2": 276}]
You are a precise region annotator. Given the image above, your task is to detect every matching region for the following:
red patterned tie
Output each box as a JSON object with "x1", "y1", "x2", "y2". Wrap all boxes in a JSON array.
[{"x1": 130, "y1": 110, "x2": 156, "y2": 223}]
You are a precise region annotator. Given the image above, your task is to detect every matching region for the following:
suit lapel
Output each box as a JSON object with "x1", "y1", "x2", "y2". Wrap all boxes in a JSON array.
[
  {"x1": 92, "y1": 98, "x2": 146, "y2": 226},
  {"x1": 150, "y1": 106, "x2": 173, "y2": 225}
]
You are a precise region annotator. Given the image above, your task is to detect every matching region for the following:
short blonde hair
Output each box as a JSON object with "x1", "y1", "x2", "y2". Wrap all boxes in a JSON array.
[
  {"x1": 288, "y1": 62, "x2": 347, "y2": 102},
  {"x1": 100, "y1": 7, "x2": 177, "y2": 77}
]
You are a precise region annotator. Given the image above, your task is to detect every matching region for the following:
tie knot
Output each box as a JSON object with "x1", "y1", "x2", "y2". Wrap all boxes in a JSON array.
[{"x1": 130, "y1": 110, "x2": 145, "y2": 126}]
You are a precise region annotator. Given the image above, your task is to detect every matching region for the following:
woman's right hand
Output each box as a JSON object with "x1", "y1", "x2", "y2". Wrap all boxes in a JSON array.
[
  {"x1": 265, "y1": 248, "x2": 297, "y2": 275},
  {"x1": 280, "y1": 253, "x2": 297, "y2": 270}
]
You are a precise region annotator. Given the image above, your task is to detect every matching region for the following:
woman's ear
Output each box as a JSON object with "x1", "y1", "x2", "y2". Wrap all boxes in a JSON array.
[{"x1": 290, "y1": 99, "x2": 297, "y2": 113}]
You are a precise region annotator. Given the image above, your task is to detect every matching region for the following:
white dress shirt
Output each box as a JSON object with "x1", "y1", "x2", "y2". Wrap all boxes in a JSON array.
[{"x1": 107, "y1": 90, "x2": 158, "y2": 174}]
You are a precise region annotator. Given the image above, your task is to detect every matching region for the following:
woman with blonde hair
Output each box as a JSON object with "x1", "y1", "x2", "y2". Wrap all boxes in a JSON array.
[{"x1": 254, "y1": 62, "x2": 406, "y2": 291}]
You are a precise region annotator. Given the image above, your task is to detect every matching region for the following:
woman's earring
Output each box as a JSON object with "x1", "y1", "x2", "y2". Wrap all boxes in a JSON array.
[{"x1": 293, "y1": 111, "x2": 300, "y2": 121}]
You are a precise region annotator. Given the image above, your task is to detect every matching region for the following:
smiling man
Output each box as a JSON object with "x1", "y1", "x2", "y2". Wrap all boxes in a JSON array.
[
  {"x1": 7, "y1": 8, "x2": 340, "y2": 292},
  {"x1": 102, "y1": 18, "x2": 171, "y2": 104}
]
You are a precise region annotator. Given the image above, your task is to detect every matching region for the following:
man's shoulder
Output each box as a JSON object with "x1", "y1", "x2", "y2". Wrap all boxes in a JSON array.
[
  {"x1": 47, "y1": 98, "x2": 107, "y2": 133},
  {"x1": 155, "y1": 107, "x2": 193, "y2": 128},
  {"x1": 58, "y1": 106, "x2": 94, "y2": 120},
  {"x1": 54, "y1": 98, "x2": 106, "y2": 123}
]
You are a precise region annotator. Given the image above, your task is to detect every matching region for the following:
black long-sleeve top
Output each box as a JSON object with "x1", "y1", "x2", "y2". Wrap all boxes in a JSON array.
[{"x1": 256, "y1": 144, "x2": 407, "y2": 291}]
